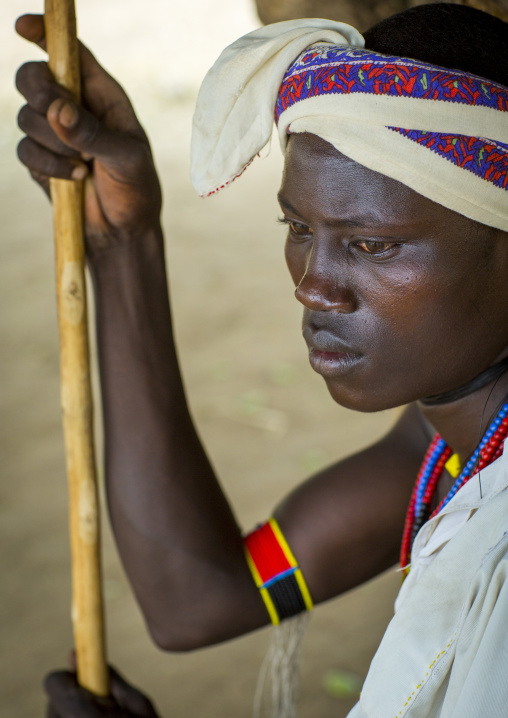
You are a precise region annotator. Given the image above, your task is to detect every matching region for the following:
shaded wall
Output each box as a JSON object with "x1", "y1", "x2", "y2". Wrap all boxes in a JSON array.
[{"x1": 254, "y1": 0, "x2": 508, "y2": 29}]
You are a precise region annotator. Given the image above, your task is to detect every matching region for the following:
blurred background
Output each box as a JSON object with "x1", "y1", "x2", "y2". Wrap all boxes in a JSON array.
[{"x1": 7, "y1": 0, "x2": 503, "y2": 715}]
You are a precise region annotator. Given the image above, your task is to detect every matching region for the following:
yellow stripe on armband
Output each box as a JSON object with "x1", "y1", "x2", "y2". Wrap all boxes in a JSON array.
[{"x1": 243, "y1": 518, "x2": 313, "y2": 624}]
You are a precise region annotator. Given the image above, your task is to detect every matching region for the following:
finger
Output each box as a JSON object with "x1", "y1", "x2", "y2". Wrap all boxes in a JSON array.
[
  {"x1": 44, "y1": 671, "x2": 114, "y2": 718},
  {"x1": 43, "y1": 672, "x2": 84, "y2": 715},
  {"x1": 18, "y1": 104, "x2": 80, "y2": 158},
  {"x1": 18, "y1": 136, "x2": 88, "y2": 181},
  {"x1": 109, "y1": 667, "x2": 159, "y2": 716},
  {"x1": 15, "y1": 14, "x2": 46, "y2": 51},
  {"x1": 16, "y1": 14, "x2": 143, "y2": 138},
  {"x1": 15, "y1": 14, "x2": 103, "y2": 89},
  {"x1": 16, "y1": 61, "x2": 73, "y2": 115},
  {"x1": 46, "y1": 97, "x2": 145, "y2": 178}
]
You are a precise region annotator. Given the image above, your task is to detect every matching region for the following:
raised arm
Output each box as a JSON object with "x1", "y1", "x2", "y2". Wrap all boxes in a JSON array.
[{"x1": 16, "y1": 15, "x2": 430, "y2": 655}]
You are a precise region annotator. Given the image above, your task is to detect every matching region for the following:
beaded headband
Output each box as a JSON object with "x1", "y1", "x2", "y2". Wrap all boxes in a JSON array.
[
  {"x1": 191, "y1": 19, "x2": 508, "y2": 231},
  {"x1": 275, "y1": 45, "x2": 508, "y2": 229}
]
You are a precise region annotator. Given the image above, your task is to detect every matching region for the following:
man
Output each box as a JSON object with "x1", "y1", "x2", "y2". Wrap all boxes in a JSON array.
[{"x1": 15, "y1": 3, "x2": 508, "y2": 716}]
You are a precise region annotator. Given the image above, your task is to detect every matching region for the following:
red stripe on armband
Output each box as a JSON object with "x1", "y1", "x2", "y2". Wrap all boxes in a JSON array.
[{"x1": 244, "y1": 518, "x2": 313, "y2": 625}]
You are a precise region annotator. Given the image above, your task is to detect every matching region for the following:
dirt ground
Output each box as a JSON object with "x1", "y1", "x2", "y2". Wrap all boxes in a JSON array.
[{"x1": 1, "y1": 2, "x2": 401, "y2": 716}]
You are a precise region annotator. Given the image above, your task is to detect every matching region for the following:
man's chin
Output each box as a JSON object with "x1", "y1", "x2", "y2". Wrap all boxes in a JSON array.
[{"x1": 324, "y1": 378, "x2": 406, "y2": 414}]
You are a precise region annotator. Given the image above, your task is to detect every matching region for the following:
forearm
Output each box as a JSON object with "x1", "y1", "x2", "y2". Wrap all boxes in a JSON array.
[
  {"x1": 90, "y1": 229, "x2": 267, "y2": 650},
  {"x1": 14, "y1": 11, "x2": 263, "y2": 651}
]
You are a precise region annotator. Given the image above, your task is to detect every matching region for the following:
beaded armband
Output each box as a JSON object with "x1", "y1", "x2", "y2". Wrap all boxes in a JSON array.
[{"x1": 243, "y1": 518, "x2": 313, "y2": 625}]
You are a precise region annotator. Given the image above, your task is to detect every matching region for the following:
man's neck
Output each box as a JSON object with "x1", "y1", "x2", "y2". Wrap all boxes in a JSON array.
[{"x1": 418, "y1": 372, "x2": 508, "y2": 463}]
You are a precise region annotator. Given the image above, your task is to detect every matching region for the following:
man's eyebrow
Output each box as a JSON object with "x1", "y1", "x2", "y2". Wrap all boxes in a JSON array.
[
  {"x1": 277, "y1": 193, "x2": 387, "y2": 229},
  {"x1": 277, "y1": 194, "x2": 301, "y2": 217}
]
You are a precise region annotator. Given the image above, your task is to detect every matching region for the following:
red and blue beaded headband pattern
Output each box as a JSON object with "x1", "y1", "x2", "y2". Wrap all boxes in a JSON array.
[
  {"x1": 276, "y1": 46, "x2": 508, "y2": 192},
  {"x1": 191, "y1": 21, "x2": 508, "y2": 229}
]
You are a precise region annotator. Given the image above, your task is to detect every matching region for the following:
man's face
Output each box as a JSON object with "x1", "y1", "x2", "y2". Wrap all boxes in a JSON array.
[{"x1": 279, "y1": 133, "x2": 508, "y2": 412}]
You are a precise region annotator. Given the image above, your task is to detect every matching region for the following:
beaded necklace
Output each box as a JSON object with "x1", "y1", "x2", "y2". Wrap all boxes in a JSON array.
[{"x1": 400, "y1": 402, "x2": 508, "y2": 576}]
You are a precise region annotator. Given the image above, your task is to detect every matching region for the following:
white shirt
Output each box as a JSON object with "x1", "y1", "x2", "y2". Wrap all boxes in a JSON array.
[{"x1": 348, "y1": 440, "x2": 508, "y2": 718}]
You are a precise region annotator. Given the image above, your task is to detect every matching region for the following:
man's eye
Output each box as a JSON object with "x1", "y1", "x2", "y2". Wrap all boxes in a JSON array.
[
  {"x1": 290, "y1": 221, "x2": 312, "y2": 236},
  {"x1": 278, "y1": 217, "x2": 313, "y2": 237},
  {"x1": 356, "y1": 240, "x2": 396, "y2": 255}
]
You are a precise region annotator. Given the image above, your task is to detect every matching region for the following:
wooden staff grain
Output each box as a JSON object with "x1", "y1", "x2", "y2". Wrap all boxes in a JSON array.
[{"x1": 44, "y1": 0, "x2": 109, "y2": 696}]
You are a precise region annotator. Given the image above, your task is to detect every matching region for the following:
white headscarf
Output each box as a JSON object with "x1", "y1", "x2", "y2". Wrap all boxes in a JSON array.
[{"x1": 191, "y1": 19, "x2": 508, "y2": 231}]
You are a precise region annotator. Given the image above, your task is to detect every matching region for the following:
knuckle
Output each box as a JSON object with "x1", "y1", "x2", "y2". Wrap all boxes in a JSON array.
[
  {"x1": 16, "y1": 61, "x2": 70, "y2": 114},
  {"x1": 46, "y1": 155, "x2": 71, "y2": 180},
  {"x1": 18, "y1": 104, "x2": 78, "y2": 158},
  {"x1": 17, "y1": 137, "x2": 72, "y2": 180},
  {"x1": 43, "y1": 669, "x2": 75, "y2": 696},
  {"x1": 43, "y1": 671, "x2": 61, "y2": 695},
  {"x1": 31, "y1": 88, "x2": 53, "y2": 115},
  {"x1": 15, "y1": 61, "x2": 35, "y2": 92},
  {"x1": 16, "y1": 62, "x2": 49, "y2": 108},
  {"x1": 16, "y1": 136, "x2": 32, "y2": 165},
  {"x1": 77, "y1": 113, "x2": 100, "y2": 147},
  {"x1": 17, "y1": 104, "x2": 32, "y2": 131}
]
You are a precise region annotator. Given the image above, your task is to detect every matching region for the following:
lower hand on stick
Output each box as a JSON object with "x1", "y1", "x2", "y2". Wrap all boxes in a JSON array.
[{"x1": 45, "y1": 667, "x2": 161, "y2": 718}]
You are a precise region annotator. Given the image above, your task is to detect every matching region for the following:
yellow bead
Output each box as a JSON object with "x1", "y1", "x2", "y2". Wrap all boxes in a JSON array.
[{"x1": 445, "y1": 453, "x2": 461, "y2": 478}]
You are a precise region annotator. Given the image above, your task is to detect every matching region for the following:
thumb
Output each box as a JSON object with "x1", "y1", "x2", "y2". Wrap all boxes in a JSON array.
[{"x1": 47, "y1": 97, "x2": 136, "y2": 174}]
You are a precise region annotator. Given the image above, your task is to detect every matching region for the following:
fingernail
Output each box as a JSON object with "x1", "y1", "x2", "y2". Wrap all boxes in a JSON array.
[
  {"x1": 71, "y1": 165, "x2": 87, "y2": 180},
  {"x1": 58, "y1": 101, "x2": 78, "y2": 128}
]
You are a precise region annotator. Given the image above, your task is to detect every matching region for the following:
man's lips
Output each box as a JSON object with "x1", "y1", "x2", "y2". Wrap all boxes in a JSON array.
[
  {"x1": 303, "y1": 328, "x2": 363, "y2": 376},
  {"x1": 302, "y1": 328, "x2": 360, "y2": 355}
]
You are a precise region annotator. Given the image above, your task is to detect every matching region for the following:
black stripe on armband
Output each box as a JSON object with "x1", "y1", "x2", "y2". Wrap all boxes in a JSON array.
[{"x1": 266, "y1": 572, "x2": 308, "y2": 620}]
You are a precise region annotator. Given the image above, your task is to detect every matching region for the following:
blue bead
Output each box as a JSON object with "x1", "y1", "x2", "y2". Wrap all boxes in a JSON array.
[{"x1": 417, "y1": 407, "x2": 508, "y2": 521}]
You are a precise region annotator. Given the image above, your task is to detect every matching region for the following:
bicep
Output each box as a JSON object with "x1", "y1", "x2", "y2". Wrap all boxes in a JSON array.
[{"x1": 274, "y1": 403, "x2": 430, "y2": 604}]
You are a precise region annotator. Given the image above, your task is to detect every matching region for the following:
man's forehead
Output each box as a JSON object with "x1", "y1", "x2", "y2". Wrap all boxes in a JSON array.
[
  {"x1": 280, "y1": 133, "x2": 427, "y2": 226},
  {"x1": 282, "y1": 133, "x2": 403, "y2": 193},
  {"x1": 285, "y1": 132, "x2": 356, "y2": 164}
]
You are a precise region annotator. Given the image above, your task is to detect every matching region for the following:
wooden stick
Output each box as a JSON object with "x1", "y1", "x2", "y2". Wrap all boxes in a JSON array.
[{"x1": 44, "y1": 0, "x2": 109, "y2": 697}]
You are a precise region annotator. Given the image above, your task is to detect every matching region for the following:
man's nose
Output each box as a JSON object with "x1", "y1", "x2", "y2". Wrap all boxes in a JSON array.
[{"x1": 294, "y1": 243, "x2": 357, "y2": 313}]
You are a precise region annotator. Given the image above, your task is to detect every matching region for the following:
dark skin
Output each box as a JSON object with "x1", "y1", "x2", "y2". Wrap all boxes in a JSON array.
[
  {"x1": 15, "y1": 14, "x2": 508, "y2": 717},
  {"x1": 44, "y1": 668, "x2": 160, "y2": 718},
  {"x1": 278, "y1": 135, "x2": 508, "y2": 497}
]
